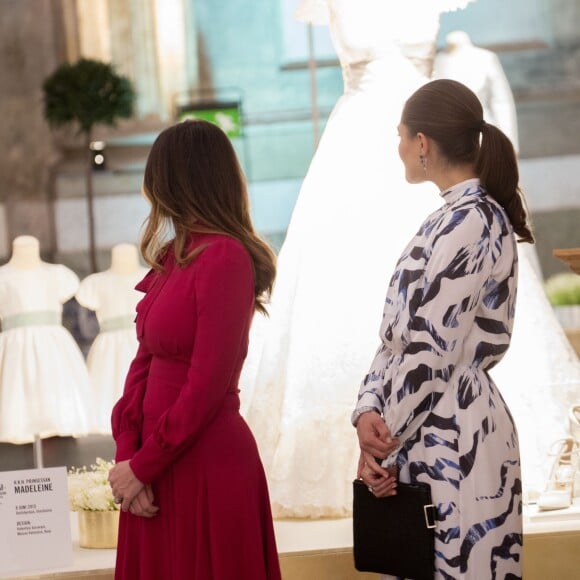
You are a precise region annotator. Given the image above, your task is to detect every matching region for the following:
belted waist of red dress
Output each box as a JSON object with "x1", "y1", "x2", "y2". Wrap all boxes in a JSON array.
[{"x1": 148, "y1": 356, "x2": 241, "y2": 410}]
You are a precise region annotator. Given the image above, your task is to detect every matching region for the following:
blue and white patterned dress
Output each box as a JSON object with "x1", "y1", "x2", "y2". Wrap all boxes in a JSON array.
[{"x1": 354, "y1": 178, "x2": 523, "y2": 579}]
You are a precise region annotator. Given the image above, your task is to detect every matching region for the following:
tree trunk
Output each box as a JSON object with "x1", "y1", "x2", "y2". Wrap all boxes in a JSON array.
[{"x1": 85, "y1": 131, "x2": 98, "y2": 273}]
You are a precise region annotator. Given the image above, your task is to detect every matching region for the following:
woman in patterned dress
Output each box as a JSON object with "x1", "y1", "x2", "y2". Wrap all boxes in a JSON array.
[{"x1": 355, "y1": 79, "x2": 531, "y2": 578}]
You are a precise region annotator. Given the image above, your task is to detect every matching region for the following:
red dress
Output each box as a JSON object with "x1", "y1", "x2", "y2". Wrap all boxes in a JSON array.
[{"x1": 111, "y1": 234, "x2": 281, "y2": 580}]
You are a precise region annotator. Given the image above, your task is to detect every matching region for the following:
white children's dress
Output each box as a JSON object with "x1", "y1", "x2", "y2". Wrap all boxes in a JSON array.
[
  {"x1": 0, "y1": 263, "x2": 95, "y2": 443},
  {"x1": 76, "y1": 267, "x2": 148, "y2": 433}
]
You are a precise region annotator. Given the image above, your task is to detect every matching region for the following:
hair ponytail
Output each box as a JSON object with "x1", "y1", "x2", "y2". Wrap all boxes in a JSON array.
[
  {"x1": 401, "y1": 79, "x2": 534, "y2": 244},
  {"x1": 477, "y1": 123, "x2": 534, "y2": 243}
]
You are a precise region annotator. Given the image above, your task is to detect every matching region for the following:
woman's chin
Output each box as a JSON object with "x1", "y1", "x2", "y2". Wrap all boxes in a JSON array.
[{"x1": 405, "y1": 173, "x2": 423, "y2": 184}]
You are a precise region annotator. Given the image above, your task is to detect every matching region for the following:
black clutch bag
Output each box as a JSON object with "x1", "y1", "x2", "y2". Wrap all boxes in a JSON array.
[{"x1": 352, "y1": 478, "x2": 436, "y2": 580}]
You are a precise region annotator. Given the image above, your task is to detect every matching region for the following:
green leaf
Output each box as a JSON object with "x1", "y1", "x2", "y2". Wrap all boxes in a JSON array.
[{"x1": 42, "y1": 58, "x2": 136, "y2": 134}]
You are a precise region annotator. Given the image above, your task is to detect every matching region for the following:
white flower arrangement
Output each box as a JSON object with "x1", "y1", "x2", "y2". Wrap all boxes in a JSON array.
[{"x1": 68, "y1": 458, "x2": 120, "y2": 512}]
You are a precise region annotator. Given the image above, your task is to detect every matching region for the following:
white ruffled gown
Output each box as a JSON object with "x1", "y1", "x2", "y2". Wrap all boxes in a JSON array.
[
  {"x1": 431, "y1": 31, "x2": 580, "y2": 494},
  {"x1": 0, "y1": 263, "x2": 95, "y2": 443},
  {"x1": 491, "y1": 246, "x2": 580, "y2": 495},
  {"x1": 76, "y1": 267, "x2": 148, "y2": 433},
  {"x1": 242, "y1": 0, "x2": 580, "y2": 518}
]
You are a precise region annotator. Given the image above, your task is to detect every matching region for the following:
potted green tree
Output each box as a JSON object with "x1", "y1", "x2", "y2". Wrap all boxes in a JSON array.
[{"x1": 42, "y1": 58, "x2": 136, "y2": 272}]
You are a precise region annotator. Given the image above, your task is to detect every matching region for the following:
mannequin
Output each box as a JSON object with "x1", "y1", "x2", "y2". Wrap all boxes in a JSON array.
[
  {"x1": 433, "y1": 30, "x2": 519, "y2": 150},
  {"x1": 0, "y1": 235, "x2": 95, "y2": 443},
  {"x1": 8, "y1": 235, "x2": 42, "y2": 269},
  {"x1": 76, "y1": 243, "x2": 148, "y2": 433},
  {"x1": 110, "y1": 242, "x2": 141, "y2": 275},
  {"x1": 432, "y1": 31, "x2": 545, "y2": 275}
]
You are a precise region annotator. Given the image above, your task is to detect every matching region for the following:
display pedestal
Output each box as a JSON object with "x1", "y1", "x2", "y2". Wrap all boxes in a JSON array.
[{"x1": 4, "y1": 508, "x2": 580, "y2": 579}]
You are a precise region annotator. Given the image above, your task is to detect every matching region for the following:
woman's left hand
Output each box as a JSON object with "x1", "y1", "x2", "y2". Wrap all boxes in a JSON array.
[{"x1": 108, "y1": 460, "x2": 144, "y2": 512}]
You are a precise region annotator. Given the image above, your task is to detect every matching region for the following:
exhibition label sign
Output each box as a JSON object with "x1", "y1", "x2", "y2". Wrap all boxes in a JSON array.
[{"x1": 0, "y1": 467, "x2": 72, "y2": 577}]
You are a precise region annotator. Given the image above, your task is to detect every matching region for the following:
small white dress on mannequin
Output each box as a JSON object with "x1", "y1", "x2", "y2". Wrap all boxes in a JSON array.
[
  {"x1": 76, "y1": 243, "x2": 148, "y2": 434},
  {"x1": 0, "y1": 236, "x2": 95, "y2": 443}
]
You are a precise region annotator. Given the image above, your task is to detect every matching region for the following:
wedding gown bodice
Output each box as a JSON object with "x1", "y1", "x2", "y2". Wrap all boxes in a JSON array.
[{"x1": 296, "y1": 0, "x2": 472, "y2": 83}]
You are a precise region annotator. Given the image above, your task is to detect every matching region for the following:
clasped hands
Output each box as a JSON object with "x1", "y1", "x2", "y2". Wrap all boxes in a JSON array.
[
  {"x1": 356, "y1": 411, "x2": 399, "y2": 498},
  {"x1": 108, "y1": 460, "x2": 159, "y2": 518}
]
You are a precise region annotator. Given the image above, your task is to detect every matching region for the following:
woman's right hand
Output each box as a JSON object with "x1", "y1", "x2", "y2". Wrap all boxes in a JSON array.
[{"x1": 356, "y1": 411, "x2": 399, "y2": 459}]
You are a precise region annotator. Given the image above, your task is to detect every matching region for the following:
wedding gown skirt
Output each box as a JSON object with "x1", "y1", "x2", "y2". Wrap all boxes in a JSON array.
[{"x1": 241, "y1": 56, "x2": 441, "y2": 518}]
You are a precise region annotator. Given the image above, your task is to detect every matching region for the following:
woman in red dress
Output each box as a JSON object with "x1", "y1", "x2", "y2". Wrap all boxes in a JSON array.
[{"x1": 108, "y1": 119, "x2": 281, "y2": 579}]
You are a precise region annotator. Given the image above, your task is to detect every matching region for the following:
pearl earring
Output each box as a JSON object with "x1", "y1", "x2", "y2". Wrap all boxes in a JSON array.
[{"x1": 420, "y1": 155, "x2": 427, "y2": 172}]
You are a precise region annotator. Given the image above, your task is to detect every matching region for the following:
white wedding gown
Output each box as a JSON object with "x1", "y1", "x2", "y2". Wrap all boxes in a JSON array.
[{"x1": 242, "y1": 0, "x2": 580, "y2": 518}]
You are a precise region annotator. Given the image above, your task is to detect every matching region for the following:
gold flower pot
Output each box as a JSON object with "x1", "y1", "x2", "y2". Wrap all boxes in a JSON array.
[{"x1": 78, "y1": 510, "x2": 120, "y2": 549}]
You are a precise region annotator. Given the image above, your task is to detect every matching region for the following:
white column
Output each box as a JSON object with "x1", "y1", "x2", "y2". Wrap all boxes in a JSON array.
[
  {"x1": 183, "y1": 0, "x2": 201, "y2": 101},
  {"x1": 76, "y1": 0, "x2": 111, "y2": 61},
  {"x1": 153, "y1": 0, "x2": 188, "y2": 119},
  {"x1": 129, "y1": 0, "x2": 163, "y2": 118}
]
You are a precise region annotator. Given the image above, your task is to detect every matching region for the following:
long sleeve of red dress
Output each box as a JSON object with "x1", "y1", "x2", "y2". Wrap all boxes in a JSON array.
[
  {"x1": 111, "y1": 342, "x2": 153, "y2": 462},
  {"x1": 125, "y1": 238, "x2": 255, "y2": 484}
]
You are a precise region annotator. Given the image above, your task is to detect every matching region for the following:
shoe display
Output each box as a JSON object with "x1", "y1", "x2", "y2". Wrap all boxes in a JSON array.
[
  {"x1": 569, "y1": 405, "x2": 580, "y2": 443},
  {"x1": 537, "y1": 437, "x2": 577, "y2": 512}
]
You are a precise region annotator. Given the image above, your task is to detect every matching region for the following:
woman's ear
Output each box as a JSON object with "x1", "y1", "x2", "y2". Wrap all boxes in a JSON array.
[{"x1": 416, "y1": 132, "x2": 430, "y2": 156}]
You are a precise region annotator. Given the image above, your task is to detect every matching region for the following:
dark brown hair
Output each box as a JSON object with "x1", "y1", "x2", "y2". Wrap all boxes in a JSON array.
[
  {"x1": 401, "y1": 79, "x2": 534, "y2": 243},
  {"x1": 141, "y1": 119, "x2": 276, "y2": 314}
]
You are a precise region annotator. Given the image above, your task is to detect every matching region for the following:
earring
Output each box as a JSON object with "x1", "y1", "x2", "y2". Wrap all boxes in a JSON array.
[{"x1": 420, "y1": 155, "x2": 427, "y2": 172}]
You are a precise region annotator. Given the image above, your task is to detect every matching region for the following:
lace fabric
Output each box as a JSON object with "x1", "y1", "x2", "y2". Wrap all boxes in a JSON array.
[{"x1": 294, "y1": 0, "x2": 476, "y2": 26}]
